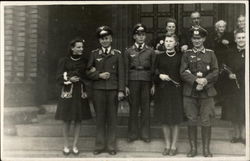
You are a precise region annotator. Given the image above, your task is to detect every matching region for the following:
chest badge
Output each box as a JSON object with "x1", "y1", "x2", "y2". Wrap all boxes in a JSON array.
[
  {"x1": 207, "y1": 65, "x2": 210, "y2": 70},
  {"x1": 96, "y1": 58, "x2": 103, "y2": 62},
  {"x1": 191, "y1": 55, "x2": 196, "y2": 58},
  {"x1": 130, "y1": 54, "x2": 136, "y2": 57}
]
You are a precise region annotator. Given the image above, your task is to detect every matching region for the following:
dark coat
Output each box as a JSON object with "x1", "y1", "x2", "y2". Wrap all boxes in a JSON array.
[
  {"x1": 180, "y1": 48, "x2": 219, "y2": 98},
  {"x1": 87, "y1": 48, "x2": 125, "y2": 91},
  {"x1": 124, "y1": 44, "x2": 155, "y2": 86}
]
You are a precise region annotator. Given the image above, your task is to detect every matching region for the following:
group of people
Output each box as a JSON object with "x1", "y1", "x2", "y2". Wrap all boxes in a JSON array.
[{"x1": 54, "y1": 11, "x2": 246, "y2": 157}]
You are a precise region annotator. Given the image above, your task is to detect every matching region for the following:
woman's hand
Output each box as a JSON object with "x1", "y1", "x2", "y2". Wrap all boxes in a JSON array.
[
  {"x1": 69, "y1": 76, "x2": 80, "y2": 82},
  {"x1": 159, "y1": 74, "x2": 170, "y2": 81}
]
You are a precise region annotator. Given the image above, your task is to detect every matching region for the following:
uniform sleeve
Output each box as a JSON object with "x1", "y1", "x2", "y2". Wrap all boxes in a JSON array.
[
  {"x1": 86, "y1": 52, "x2": 100, "y2": 80},
  {"x1": 118, "y1": 53, "x2": 125, "y2": 92},
  {"x1": 204, "y1": 51, "x2": 219, "y2": 85},
  {"x1": 153, "y1": 54, "x2": 161, "y2": 84},
  {"x1": 150, "y1": 49, "x2": 156, "y2": 84},
  {"x1": 180, "y1": 52, "x2": 197, "y2": 86},
  {"x1": 56, "y1": 58, "x2": 66, "y2": 86},
  {"x1": 124, "y1": 49, "x2": 129, "y2": 87}
]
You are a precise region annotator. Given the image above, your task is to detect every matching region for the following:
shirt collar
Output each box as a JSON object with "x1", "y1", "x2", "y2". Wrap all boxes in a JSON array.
[
  {"x1": 135, "y1": 43, "x2": 145, "y2": 49},
  {"x1": 101, "y1": 46, "x2": 111, "y2": 54},
  {"x1": 193, "y1": 47, "x2": 206, "y2": 53}
]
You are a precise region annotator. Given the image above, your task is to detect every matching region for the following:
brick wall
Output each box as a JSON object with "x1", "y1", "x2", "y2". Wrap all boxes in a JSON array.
[{"x1": 4, "y1": 6, "x2": 48, "y2": 106}]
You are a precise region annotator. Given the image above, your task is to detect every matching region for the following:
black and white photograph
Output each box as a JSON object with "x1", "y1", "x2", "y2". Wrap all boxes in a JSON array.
[{"x1": 1, "y1": 0, "x2": 249, "y2": 161}]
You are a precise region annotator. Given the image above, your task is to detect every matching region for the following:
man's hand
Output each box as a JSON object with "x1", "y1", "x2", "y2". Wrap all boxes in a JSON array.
[
  {"x1": 82, "y1": 92, "x2": 88, "y2": 99},
  {"x1": 196, "y1": 78, "x2": 208, "y2": 86},
  {"x1": 229, "y1": 73, "x2": 236, "y2": 80},
  {"x1": 159, "y1": 74, "x2": 171, "y2": 81},
  {"x1": 69, "y1": 76, "x2": 80, "y2": 82},
  {"x1": 125, "y1": 87, "x2": 130, "y2": 96},
  {"x1": 89, "y1": 67, "x2": 96, "y2": 73},
  {"x1": 99, "y1": 72, "x2": 110, "y2": 80},
  {"x1": 196, "y1": 84, "x2": 204, "y2": 91},
  {"x1": 150, "y1": 85, "x2": 155, "y2": 95},
  {"x1": 118, "y1": 91, "x2": 125, "y2": 101}
]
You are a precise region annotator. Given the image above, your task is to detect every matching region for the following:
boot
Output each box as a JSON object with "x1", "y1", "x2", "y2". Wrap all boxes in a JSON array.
[
  {"x1": 202, "y1": 126, "x2": 213, "y2": 157},
  {"x1": 186, "y1": 126, "x2": 197, "y2": 157}
]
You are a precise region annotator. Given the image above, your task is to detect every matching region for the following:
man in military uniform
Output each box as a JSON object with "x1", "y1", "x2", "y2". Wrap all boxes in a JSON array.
[
  {"x1": 180, "y1": 27, "x2": 219, "y2": 157},
  {"x1": 124, "y1": 23, "x2": 155, "y2": 143},
  {"x1": 180, "y1": 11, "x2": 210, "y2": 52},
  {"x1": 87, "y1": 26, "x2": 125, "y2": 155}
]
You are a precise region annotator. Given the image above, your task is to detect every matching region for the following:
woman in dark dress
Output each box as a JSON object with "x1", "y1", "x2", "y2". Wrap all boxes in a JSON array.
[
  {"x1": 221, "y1": 30, "x2": 245, "y2": 144},
  {"x1": 55, "y1": 38, "x2": 92, "y2": 155},
  {"x1": 209, "y1": 20, "x2": 234, "y2": 105},
  {"x1": 153, "y1": 34, "x2": 183, "y2": 156}
]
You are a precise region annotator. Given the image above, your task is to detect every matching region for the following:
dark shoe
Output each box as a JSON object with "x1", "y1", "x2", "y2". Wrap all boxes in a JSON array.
[
  {"x1": 169, "y1": 148, "x2": 178, "y2": 156},
  {"x1": 108, "y1": 150, "x2": 117, "y2": 155},
  {"x1": 202, "y1": 126, "x2": 213, "y2": 157},
  {"x1": 93, "y1": 149, "x2": 104, "y2": 155},
  {"x1": 186, "y1": 126, "x2": 197, "y2": 157},
  {"x1": 162, "y1": 148, "x2": 170, "y2": 156},
  {"x1": 72, "y1": 147, "x2": 79, "y2": 155},
  {"x1": 230, "y1": 137, "x2": 241, "y2": 143},
  {"x1": 141, "y1": 138, "x2": 151, "y2": 143},
  {"x1": 62, "y1": 147, "x2": 71, "y2": 156}
]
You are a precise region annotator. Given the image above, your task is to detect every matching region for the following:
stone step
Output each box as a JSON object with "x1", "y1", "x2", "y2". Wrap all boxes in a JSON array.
[
  {"x1": 36, "y1": 113, "x2": 230, "y2": 127},
  {"x1": 41, "y1": 103, "x2": 222, "y2": 118},
  {"x1": 3, "y1": 136, "x2": 246, "y2": 156},
  {"x1": 15, "y1": 123, "x2": 233, "y2": 140},
  {"x1": 2, "y1": 150, "x2": 245, "y2": 158}
]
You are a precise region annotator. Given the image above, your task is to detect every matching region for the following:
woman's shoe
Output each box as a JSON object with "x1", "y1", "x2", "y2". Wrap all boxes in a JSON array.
[
  {"x1": 62, "y1": 147, "x2": 71, "y2": 156},
  {"x1": 169, "y1": 148, "x2": 178, "y2": 156},
  {"x1": 72, "y1": 147, "x2": 79, "y2": 155},
  {"x1": 162, "y1": 148, "x2": 170, "y2": 156}
]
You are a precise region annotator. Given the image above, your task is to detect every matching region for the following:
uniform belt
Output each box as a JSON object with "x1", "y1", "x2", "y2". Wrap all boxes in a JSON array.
[{"x1": 130, "y1": 66, "x2": 150, "y2": 70}]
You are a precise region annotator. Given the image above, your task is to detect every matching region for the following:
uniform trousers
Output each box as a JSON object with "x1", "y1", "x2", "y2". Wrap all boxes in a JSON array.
[
  {"x1": 128, "y1": 80, "x2": 151, "y2": 139},
  {"x1": 183, "y1": 96, "x2": 215, "y2": 126},
  {"x1": 93, "y1": 89, "x2": 118, "y2": 150}
]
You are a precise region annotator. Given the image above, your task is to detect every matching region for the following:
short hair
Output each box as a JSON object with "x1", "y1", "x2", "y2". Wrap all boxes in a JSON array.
[
  {"x1": 165, "y1": 18, "x2": 177, "y2": 26},
  {"x1": 237, "y1": 14, "x2": 245, "y2": 21},
  {"x1": 165, "y1": 33, "x2": 179, "y2": 43},
  {"x1": 68, "y1": 38, "x2": 85, "y2": 55},
  {"x1": 190, "y1": 11, "x2": 201, "y2": 17},
  {"x1": 234, "y1": 29, "x2": 245, "y2": 39},
  {"x1": 215, "y1": 20, "x2": 227, "y2": 29}
]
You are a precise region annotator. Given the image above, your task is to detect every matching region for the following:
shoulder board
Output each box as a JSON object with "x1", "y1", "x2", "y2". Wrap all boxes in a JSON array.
[
  {"x1": 91, "y1": 48, "x2": 99, "y2": 53},
  {"x1": 205, "y1": 49, "x2": 214, "y2": 52},
  {"x1": 113, "y1": 49, "x2": 121, "y2": 54}
]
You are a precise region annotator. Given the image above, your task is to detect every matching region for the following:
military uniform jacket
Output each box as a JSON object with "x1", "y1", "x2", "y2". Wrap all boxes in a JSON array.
[
  {"x1": 124, "y1": 44, "x2": 155, "y2": 86},
  {"x1": 87, "y1": 48, "x2": 125, "y2": 91},
  {"x1": 180, "y1": 48, "x2": 219, "y2": 98}
]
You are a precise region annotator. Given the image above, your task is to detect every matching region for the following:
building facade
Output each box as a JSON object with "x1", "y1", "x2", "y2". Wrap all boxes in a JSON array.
[{"x1": 4, "y1": 3, "x2": 245, "y2": 106}]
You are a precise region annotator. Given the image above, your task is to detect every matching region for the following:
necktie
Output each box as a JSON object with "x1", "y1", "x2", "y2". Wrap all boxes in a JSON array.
[
  {"x1": 104, "y1": 48, "x2": 108, "y2": 55},
  {"x1": 138, "y1": 44, "x2": 142, "y2": 51}
]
